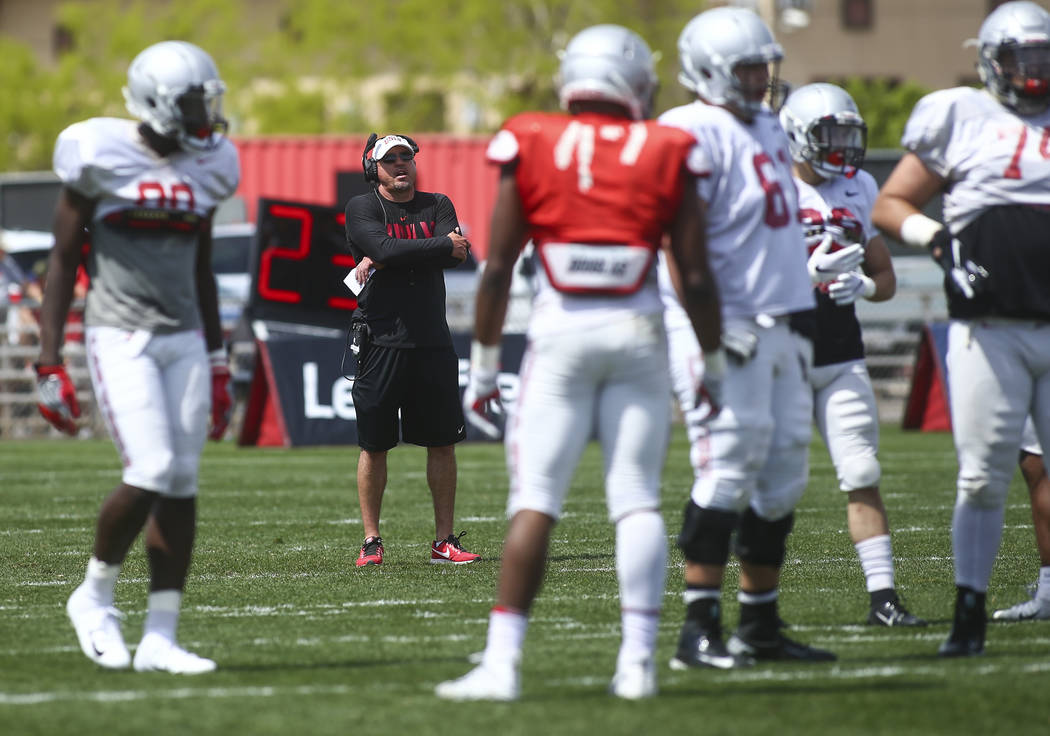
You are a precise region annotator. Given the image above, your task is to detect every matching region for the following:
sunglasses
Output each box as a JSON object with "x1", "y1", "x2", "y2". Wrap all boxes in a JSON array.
[{"x1": 379, "y1": 152, "x2": 415, "y2": 164}]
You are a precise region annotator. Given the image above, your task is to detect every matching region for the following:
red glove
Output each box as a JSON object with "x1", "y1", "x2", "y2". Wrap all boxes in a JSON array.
[
  {"x1": 35, "y1": 363, "x2": 81, "y2": 435},
  {"x1": 209, "y1": 350, "x2": 232, "y2": 441}
]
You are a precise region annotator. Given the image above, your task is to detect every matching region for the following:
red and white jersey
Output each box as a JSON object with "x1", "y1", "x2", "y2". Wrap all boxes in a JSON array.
[
  {"x1": 796, "y1": 169, "x2": 877, "y2": 248},
  {"x1": 486, "y1": 110, "x2": 705, "y2": 337},
  {"x1": 902, "y1": 87, "x2": 1050, "y2": 232},
  {"x1": 797, "y1": 169, "x2": 878, "y2": 366},
  {"x1": 657, "y1": 101, "x2": 814, "y2": 326},
  {"x1": 53, "y1": 117, "x2": 240, "y2": 333}
]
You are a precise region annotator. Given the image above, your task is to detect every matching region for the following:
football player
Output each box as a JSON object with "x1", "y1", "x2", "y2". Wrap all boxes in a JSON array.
[
  {"x1": 872, "y1": 0, "x2": 1050, "y2": 656},
  {"x1": 657, "y1": 6, "x2": 833, "y2": 670},
  {"x1": 779, "y1": 83, "x2": 926, "y2": 628},
  {"x1": 35, "y1": 40, "x2": 238, "y2": 673},
  {"x1": 436, "y1": 24, "x2": 722, "y2": 701}
]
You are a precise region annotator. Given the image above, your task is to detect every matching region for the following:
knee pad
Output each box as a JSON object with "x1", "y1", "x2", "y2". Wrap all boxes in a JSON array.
[
  {"x1": 957, "y1": 473, "x2": 1009, "y2": 509},
  {"x1": 735, "y1": 507, "x2": 794, "y2": 567},
  {"x1": 840, "y1": 455, "x2": 881, "y2": 491},
  {"x1": 677, "y1": 500, "x2": 738, "y2": 565}
]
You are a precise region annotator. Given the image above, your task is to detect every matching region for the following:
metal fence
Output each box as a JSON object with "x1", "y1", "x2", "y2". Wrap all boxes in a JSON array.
[{"x1": 0, "y1": 262, "x2": 946, "y2": 439}]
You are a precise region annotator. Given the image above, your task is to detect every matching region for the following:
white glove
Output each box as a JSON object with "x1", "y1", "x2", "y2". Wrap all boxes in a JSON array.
[
  {"x1": 807, "y1": 234, "x2": 864, "y2": 284},
  {"x1": 722, "y1": 326, "x2": 758, "y2": 364},
  {"x1": 692, "y1": 348, "x2": 726, "y2": 425},
  {"x1": 463, "y1": 341, "x2": 505, "y2": 440},
  {"x1": 827, "y1": 271, "x2": 876, "y2": 305}
]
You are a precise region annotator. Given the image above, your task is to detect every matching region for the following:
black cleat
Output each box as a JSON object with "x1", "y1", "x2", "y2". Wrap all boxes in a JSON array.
[
  {"x1": 867, "y1": 597, "x2": 928, "y2": 627},
  {"x1": 670, "y1": 620, "x2": 754, "y2": 670},
  {"x1": 728, "y1": 625, "x2": 837, "y2": 662},
  {"x1": 939, "y1": 589, "x2": 986, "y2": 658}
]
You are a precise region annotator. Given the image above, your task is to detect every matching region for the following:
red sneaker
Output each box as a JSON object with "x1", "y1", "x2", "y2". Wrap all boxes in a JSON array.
[
  {"x1": 431, "y1": 531, "x2": 480, "y2": 565},
  {"x1": 356, "y1": 536, "x2": 384, "y2": 567}
]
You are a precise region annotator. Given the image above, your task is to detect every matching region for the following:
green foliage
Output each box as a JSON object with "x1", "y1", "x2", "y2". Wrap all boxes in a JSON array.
[
  {"x1": 0, "y1": 0, "x2": 935, "y2": 170},
  {"x1": 247, "y1": 87, "x2": 330, "y2": 136},
  {"x1": 841, "y1": 77, "x2": 933, "y2": 149},
  {"x1": 1, "y1": 426, "x2": 1048, "y2": 734},
  {"x1": 0, "y1": 0, "x2": 710, "y2": 171}
]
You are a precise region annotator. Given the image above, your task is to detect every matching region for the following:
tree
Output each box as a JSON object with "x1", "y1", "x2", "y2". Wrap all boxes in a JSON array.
[
  {"x1": 0, "y1": 1, "x2": 936, "y2": 172},
  {"x1": 841, "y1": 77, "x2": 933, "y2": 150}
]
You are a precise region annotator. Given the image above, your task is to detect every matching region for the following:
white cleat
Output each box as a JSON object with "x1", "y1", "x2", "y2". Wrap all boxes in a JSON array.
[
  {"x1": 610, "y1": 660, "x2": 657, "y2": 700},
  {"x1": 435, "y1": 663, "x2": 520, "y2": 702},
  {"x1": 992, "y1": 597, "x2": 1050, "y2": 621},
  {"x1": 66, "y1": 584, "x2": 131, "y2": 669},
  {"x1": 133, "y1": 633, "x2": 217, "y2": 674}
]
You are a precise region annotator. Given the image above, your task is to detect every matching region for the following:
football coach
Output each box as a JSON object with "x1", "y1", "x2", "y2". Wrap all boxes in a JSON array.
[{"x1": 343, "y1": 133, "x2": 481, "y2": 568}]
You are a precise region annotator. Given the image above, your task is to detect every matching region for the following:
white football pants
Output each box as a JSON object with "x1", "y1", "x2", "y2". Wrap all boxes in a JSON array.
[
  {"x1": 506, "y1": 311, "x2": 670, "y2": 522},
  {"x1": 810, "y1": 359, "x2": 881, "y2": 492},
  {"x1": 668, "y1": 317, "x2": 813, "y2": 521},
  {"x1": 86, "y1": 326, "x2": 209, "y2": 497}
]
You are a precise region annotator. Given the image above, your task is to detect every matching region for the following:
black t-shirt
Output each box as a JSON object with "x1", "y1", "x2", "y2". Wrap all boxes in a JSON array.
[
  {"x1": 811, "y1": 289, "x2": 864, "y2": 367},
  {"x1": 344, "y1": 189, "x2": 463, "y2": 348},
  {"x1": 948, "y1": 204, "x2": 1050, "y2": 322}
]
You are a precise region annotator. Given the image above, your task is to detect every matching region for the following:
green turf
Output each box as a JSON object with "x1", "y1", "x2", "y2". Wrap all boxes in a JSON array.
[{"x1": 2, "y1": 426, "x2": 1048, "y2": 735}]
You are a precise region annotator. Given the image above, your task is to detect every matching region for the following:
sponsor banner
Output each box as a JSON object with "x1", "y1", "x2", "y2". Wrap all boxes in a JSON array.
[{"x1": 239, "y1": 320, "x2": 525, "y2": 447}]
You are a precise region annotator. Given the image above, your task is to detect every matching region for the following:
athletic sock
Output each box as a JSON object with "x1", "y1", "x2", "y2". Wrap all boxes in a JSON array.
[
  {"x1": 614, "y1": 511, "x2": 666, "y2": 668},
  {"x1": 617, "y1": 610, "x2": 660, "y2": 671},
  {"x1": 143, "y1": 590, "x2": 182, "y2": 643},
  {"x1": 1036, "y1": 566, "x2": 1050, "y2": 602},
  {"x1": 480, "y1": 607, "x2": 527, "y2": 670},
  {"x1": 951, "y1": 499, "x2": 1004, "y2": 592},
  {"x1": 855, "y1": 534, "x2": 895, "y2": 593},
  {"x1": 83, "y1": 556, "x2": 121, "y2": 605}
]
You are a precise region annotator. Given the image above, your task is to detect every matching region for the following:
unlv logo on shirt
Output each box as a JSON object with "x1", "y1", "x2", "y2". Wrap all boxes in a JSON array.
[{"x1": 386, "y1": 221, "x2": 435, "y2": 239}]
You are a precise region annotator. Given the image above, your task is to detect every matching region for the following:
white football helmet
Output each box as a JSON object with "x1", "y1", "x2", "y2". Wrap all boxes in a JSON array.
[
  {"x1": 677, "y1": 6, "x2": 785, "y2": 120},
  {"x1": 123, "y1": 41, "x2": 228, "y2": 151},
  {"x1": 557, "y1": 24, "x2": 658, "y2": 120},
  {"x1": 972, "y1": 0, "x2": 1050, "y2": 115},
  {"x1": 780, "y1": 83, "x2": 867, "y2": 179}
]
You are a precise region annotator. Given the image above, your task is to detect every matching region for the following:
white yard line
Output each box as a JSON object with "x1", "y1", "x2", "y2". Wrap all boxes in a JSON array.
[{"x1": 6, "y1": 659, "x2": 1050, "y2": 707}]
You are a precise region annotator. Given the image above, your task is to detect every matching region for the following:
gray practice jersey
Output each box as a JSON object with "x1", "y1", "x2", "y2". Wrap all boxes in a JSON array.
[
  {"x1": 902, "y1": 87, "x2": 1050, "y2": 232},
  {"x1": 53, "y1": 117, "x2": 240, "y2": 333}
]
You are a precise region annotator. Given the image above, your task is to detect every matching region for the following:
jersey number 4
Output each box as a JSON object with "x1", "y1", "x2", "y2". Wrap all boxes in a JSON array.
[{"x1": 553, "y1": 121, "x2": 648, "y2": 192}]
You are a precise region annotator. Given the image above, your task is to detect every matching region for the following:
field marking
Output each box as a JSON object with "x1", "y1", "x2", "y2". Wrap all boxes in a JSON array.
[
  {"x1": 5, "y1": 659, "x2": 1050, "y2": 707},
  {"x1": 0, "y1": 684, "x2": 356, "y2": 706}
]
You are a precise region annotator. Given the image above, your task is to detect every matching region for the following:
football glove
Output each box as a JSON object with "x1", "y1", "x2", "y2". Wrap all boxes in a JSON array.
[
  {"x1": 807, "y1": 233, "x2": 865, "y2": 285},
  {"x1": 692, "y1": 348, "x2": 726, "y2": 425},
  {"x1": 463, "y1": 341, "x2": 504, "y2": 440},
  {"x1": 927, "y1": 228, "x2": 989, "y2": 300},
  {"x1": 827, "y1": 271, "x2": 876, "y2": 306},
  {"x1": 209, "y1": 349, "x2": 232, "y2": 441},
  {"x1": 722, "y1": 326, "x2": 759, "y2": 364},
  {"x1": 35, "y1": 363, "x2": 80, "y2": 435}
]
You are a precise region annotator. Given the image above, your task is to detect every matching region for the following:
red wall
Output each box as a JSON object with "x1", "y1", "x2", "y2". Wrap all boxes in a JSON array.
[{"x1": 232, "y1": 135, "x2": 499, "y2": 259}]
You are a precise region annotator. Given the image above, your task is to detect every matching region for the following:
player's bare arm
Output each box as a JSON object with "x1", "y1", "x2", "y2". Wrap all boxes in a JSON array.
[
  {"x1": 194, "y1": 214, "x2": 224, "y2": 354},
  {"x1": 38, "y1": 186, "x2": 95, "y2": 366},
  {"x1": 473, "y1": 166, "x2": 527, "y2": 347},
  {"x1": 872, "y1": 153, "x2": 947, "y2": 244},
  {"x1": 666, "y1": 177, "x2": 722, "y2": 355},
  {"x1": 860, "y1": 234, "x2": 896, "y2": 303}
]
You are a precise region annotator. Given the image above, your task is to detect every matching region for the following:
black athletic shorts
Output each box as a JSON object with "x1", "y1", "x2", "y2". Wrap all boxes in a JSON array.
[{"x1": 352, "y1": 344, "x2": 467, "y2": 452}]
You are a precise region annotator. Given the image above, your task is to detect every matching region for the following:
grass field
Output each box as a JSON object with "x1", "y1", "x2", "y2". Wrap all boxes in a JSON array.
[{"x1": 3, "y1": 426, "x2": 1049, "y2": 735}]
